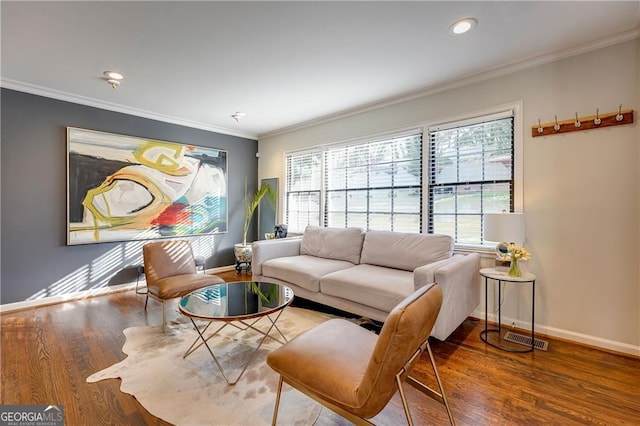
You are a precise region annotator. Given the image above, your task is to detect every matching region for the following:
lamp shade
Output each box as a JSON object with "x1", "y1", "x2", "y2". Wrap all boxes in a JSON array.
[{"x1": 484, "y1": 213, "x2": 525, "y2": 245}]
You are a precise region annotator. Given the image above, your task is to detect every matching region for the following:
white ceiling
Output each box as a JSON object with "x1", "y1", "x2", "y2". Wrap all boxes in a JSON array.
[{"x1": 2, "y1": 1, "x2": 639, "y2": 139}]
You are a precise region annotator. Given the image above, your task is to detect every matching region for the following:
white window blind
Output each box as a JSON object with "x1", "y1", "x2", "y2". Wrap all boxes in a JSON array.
[
  {"x1": 324, "y1": 134, "x2": 422, "y2": 232},
  {"x1": 428, "y1": 114, "x2": 514, "y2": 246},
  {"x1": 285, "y1": 150, "x2": 322, "y2": 233},
  {"x1": 283, "y1": 110, "x2": 517, "y2": 248}
]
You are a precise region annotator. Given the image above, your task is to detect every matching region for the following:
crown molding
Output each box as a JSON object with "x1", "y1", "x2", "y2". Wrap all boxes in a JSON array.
[
  {"x1": 259, "y1": 28, "x2": 640, "y2": 140},
  {"x1": 0, "y1": 79, "x2": 258, "y2": 140}
]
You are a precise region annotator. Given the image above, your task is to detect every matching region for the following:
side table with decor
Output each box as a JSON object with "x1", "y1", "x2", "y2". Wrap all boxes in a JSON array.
[{"x1": 479, "y1": 267, "x2": 537, "y2": 352}]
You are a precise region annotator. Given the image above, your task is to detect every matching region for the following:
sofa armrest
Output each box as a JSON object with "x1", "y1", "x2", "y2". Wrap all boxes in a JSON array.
[
  {"x1": 252, "y1": 237, "x2": 302, "y2": 276},
  {"x1": 413, "y1": 257, "x2": 460, "y2": 290},
  {"x1": 429, "y1": 252, "x2": 481, "y2": 340}
]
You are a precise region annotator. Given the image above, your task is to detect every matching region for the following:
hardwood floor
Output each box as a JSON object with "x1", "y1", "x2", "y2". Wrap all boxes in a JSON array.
[{"x1": 2, "y1": 270, "x2": 638, "y2": 425}]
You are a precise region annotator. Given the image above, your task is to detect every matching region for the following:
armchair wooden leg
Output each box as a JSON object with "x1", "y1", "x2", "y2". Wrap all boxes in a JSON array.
[
  {"x1": 272, "y1": 375, "x2": 283, "y2": 426},
  {"x1": 144, "y1": 292, "x2": 149, "y2": 310}
]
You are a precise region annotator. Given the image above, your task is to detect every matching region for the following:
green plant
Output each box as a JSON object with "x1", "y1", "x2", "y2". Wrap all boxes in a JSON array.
[
  {"x1": 242, "y1": 179, "x2": 276, "y2": 245},
  {"x1": 250, "y1": 282, "x2": 278, "y2": 304}
]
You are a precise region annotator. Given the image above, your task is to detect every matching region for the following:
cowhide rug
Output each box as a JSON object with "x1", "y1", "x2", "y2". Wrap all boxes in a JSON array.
[{"x1": 87, "y1": 307, "x2": 335, "y2": 425}]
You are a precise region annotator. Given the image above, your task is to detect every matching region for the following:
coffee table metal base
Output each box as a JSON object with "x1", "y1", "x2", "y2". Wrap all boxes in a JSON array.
[{"x1": 183, "y1": 309, "x2": 288, "y2": 385}]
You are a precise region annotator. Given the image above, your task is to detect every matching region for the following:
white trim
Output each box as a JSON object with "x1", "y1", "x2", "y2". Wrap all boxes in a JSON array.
[
  {"x1": 429, "y1": 110, "x2": 514, "y2": 132},
  {"x1": 324, "y1": 126, "x2": 423, "y2": 150},
  {"x1": 423, "y1": 101, "x2": 519, "y2": 135},
  {"x1": 0, "y1": 282, "x2": 137, "y2": 314},
  {"x1": 0, "y1": 265, "x2": 236, "y2": 314},
  {"x1": 259, "y1": 29, "x2": 639, "y2": 139},
  {"x1": 476, "y1": 311, "x2": 640, "y2": 357},
  {"x1": 283, "y1": 145, "x2": 324, "y2": 158},
  {"x1": 282, "y1": 125, "x2": 423, "y2": 157},
  {"x1": 513, "y1": 101, "x2": 524, "y2": 213},
  {"x1": 455, "y1": 246, "x2": 496, "y2": 258},
  {"x1": 0, "y1": 79, "x2": 258, "y2": 140}
]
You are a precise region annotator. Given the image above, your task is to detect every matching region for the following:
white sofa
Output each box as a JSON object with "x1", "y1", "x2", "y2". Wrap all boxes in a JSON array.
[{"x1": 252, "y1": 226, "x2": 480, "y2": 340}]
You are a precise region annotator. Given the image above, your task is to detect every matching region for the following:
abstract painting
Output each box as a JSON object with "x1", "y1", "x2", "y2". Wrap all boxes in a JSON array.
[{"x1": 67, "y1": 127, "x2": 228, "y2": 245}]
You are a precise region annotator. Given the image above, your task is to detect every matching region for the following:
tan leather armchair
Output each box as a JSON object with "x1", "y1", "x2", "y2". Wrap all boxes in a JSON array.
[
  {"x1": 142, "y1": 240, "x2": 224, "y2": 332},
  {"x1": 267, "y1": 283, "x2": 454, "y2": 425}
]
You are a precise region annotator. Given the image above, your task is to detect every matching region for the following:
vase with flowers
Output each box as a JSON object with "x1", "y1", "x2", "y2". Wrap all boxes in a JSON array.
[{"x1": 499, "y1": 243, "x2": 531, "y2": 277}]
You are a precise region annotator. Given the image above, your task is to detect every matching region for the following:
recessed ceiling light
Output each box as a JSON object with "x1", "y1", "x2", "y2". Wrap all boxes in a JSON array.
[
  {"x1": 103, "y1": 70, "x2": 124, "y2": 80},
  {"x1": 449, "y1": 18, "x2": 477, "y2": 35}
]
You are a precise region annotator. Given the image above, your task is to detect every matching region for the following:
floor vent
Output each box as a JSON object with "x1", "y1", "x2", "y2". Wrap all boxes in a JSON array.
[{"x1": 503, "y1": 331, "x2": 549, "y2": 351}]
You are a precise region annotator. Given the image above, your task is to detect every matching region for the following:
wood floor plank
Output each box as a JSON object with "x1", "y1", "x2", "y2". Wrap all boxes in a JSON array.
[{"x1": 2, "y1": 269, "x2": 638, "y2": 425}]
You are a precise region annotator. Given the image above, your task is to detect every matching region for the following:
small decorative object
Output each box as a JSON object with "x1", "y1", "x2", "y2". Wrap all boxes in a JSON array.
[
  {"x1": 500, "y1": 243, "x2": 532, "y2": 277},
  {"x1": 274, "y1": 224, "x2": 288, "y2": 239}
]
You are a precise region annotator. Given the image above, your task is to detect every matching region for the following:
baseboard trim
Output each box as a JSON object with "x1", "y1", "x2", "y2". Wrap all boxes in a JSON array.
[
  {"x1": 0, "y1": 283, "x2": 137, "y2": 314},
  {"x1": 473, "y1": 311, "x2": 640, "y2": 358},
  {"x1": 0, "y1": 265, "x2": 236, "y2": 314}
]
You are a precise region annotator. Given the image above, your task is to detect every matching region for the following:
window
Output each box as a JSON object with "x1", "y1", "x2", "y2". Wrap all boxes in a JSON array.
[
  {"x1": 324, "y1": 134, "x2": 422, "y2": 232},
  {"x1": 428, "y1": 112, "x2": 514, "y2": 247},
  {"x1": 283, "y1": 106, "x2": 519, "y2": 248},
  {"x1": 285, "y1": 150, "x2": 322, "y2": 233}
]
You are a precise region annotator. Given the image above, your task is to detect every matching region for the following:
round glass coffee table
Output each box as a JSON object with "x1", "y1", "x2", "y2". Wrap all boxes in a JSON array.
[{"x1": 179, "y1": 281, "x2": 294, "y2": 385}]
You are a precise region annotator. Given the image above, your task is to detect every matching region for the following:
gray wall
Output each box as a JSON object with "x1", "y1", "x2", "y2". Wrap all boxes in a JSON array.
[{"x1": 1, "y1": 89, "x2": 258, "y2": 304}]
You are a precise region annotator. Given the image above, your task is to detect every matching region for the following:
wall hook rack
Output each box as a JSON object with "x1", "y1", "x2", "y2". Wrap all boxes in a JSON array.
[{"x1": 532, "y1": 107, "x2": 634, "y2": 137}]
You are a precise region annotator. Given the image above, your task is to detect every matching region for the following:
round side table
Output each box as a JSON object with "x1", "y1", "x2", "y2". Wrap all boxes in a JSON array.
[{"x1": 479, "y1": 267, "x2": 536, "y2": 352}]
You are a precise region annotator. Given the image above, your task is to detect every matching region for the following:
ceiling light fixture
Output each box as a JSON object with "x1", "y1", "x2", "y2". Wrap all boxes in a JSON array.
[
  {"x1": 231, "y1": 111, "x2": 247, "y2": 122},
  {"x1": 103, "y1": 70, "x2": 124, "y2": 89},
  {"x1": 449, "y1": 18, "x2": 477, "y2": 35},
  {"x1": 106, "y1": 79, "x2": 121, "y2": 89},
  {"x1": 104, "y1": 71, "x2": 124, "y2": 80}
]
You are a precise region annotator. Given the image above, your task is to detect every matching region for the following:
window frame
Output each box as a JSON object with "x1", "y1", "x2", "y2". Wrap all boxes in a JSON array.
[{"x1": 282, "y1": 101, "x2": 523, "y2": 252}]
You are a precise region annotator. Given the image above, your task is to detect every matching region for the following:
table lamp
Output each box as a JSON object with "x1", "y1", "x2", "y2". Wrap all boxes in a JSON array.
[{"x1": 483, "y1": 212, "x2": 525, "y2": 266}]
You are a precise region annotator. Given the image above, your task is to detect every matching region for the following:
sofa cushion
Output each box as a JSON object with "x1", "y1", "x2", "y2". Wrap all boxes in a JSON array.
[
  {"x1": 262, "y1": 255, "x2": 355, "y2": 293},
  {"x1": 320, "y1": 264, "x2": 413, "y2": 313},
  {"x1": 300, "y1": 226, "x2": 364, "y2": 264},
  {"x1": 360, "y1": 231, "x2": 453, "y2": 271}
]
